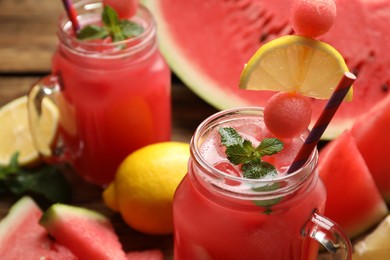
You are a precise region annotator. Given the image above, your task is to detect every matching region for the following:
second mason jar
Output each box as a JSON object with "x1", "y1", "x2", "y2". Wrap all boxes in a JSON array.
[{"x1": 28, "y1": 0, "x2": 171, "y2": 186}]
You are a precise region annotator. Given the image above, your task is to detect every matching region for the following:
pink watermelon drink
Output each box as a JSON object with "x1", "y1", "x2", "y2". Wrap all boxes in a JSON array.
[
  {"x1": 173, "y1": 107, "x2": 351, "y2": 260},
  {"x1": 28, "y1": 1, "x2": 170, "y2": 186}
]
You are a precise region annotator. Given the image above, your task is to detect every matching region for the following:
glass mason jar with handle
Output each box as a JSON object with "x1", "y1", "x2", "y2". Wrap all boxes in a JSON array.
[
  {"x1": 28, "y1": 0, "x2": 171, "y2": 186},
  {"x1": 173, "y1": 107, "x2": 352, "y2": 260}
]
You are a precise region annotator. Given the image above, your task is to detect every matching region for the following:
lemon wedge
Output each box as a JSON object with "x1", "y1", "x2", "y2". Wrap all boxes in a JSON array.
[
  {"x1": 0, "y1": 96, "x2": 59, "y2": 166},
  {"x1": 239, "y1": 35, "x2": 352, "y2": 101},
  {"x1": 353, "y1": 215, "x2": 390, "y2": 260}
]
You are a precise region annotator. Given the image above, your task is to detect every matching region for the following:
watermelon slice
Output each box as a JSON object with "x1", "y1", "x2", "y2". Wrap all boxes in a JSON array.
[
  {"x1": 351, "y1": 94, "x2": 390, "y2": 203},
  {"x1": 142, "y1": 0, "x2": 390, "y2": 139},
  {"x1": 318, "y1": 131, "x2": 388, "y2": 238},
  {"x1": 0, "y1": 196, "x2": 76, "y2": 260},
  {"x1": 40, "y1": 203, "x2": 127, "y2": 260},
  {"x1": 126, "y1": 249, "x2": 164, "y2": 260}
]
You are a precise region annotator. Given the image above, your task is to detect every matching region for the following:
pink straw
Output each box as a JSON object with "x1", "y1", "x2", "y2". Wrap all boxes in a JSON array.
[
  {"x1": 287, "y1": 72, "x2": 356, "y2": 174},
  {"x1": 61, "y1": 0, "x2": 80, "y2": 33}
]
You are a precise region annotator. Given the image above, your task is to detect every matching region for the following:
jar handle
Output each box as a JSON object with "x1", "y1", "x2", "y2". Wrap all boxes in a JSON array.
[
  {"x1": 302, "y1": 210, "x2": 352, "y2": 260},
  {"x1": 27, "y1": 74, "x2": 69, "y2": 163}
]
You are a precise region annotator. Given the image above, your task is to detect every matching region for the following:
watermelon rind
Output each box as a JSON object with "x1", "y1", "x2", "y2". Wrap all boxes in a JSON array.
[
  {"x1": 39, "y1": 203, "x2": 107, "y2": 225},
  {"x1": 0, "y1": 196, "x2": 77, "y2": 259},
  {"x1": 142, "y1": 0, "x2": 345, "y2": 138},
  {"x1": 40, "y1": 203, "x2": 127, "y2": 260},
  {"x1": 142, "y1": 0, "x2": 390, "y2": 140},
  {"x1": 0, "y1": 197, "x2": 37, "y2": 245},
  {"x1": 141, "y1": 0, "x2": 248, "y2": 110}
]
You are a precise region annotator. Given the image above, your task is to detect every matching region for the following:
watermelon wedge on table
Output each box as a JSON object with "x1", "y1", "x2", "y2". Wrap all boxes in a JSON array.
[
  {"x1": 143, "y1": 0, "x2": 390, "y2": 139},
  {"x1": 0, "y1": 196, "x2": 76, "y2": 260},
  {"x1": 319, "y1": 131, "x2": 388, "y2": 238},
  {"x1": 126, "y1": 249, "x2": 164, "y2": 260},
  {"x1": 351, "y1": 93, "x2": 390, "y2": 203},
  {"x1": 40, "y1": 203, "x2": 127, "y2": 260}
]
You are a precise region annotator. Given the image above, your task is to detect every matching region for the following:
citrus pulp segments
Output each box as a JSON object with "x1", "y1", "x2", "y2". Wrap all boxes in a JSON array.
[
  {"x1": 239, "y1": 35, "x2": 352, "y2": 100},
  {"x1": 354, "y1": 215, "x2": 390, "y2": 259},
  {"x1": 0, "y1": 96, "x2": 59, "y2": 166},
  {"x1": 27, "y1": 93, "x2": 60, "y2": 158}
]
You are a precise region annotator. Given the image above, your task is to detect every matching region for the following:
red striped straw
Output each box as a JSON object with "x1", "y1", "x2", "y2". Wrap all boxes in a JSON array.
[
  {"x1": 61, "y1": 0, "x2": 80, "y2": 33},
  {"x1": 287, "y1": 72, "x2": 356, "y2": 174}
]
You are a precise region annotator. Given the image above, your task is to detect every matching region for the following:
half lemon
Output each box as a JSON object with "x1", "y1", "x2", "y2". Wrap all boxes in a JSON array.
[
  {"x1": 0, "y1": 96, "x2": 59, "y2": 166},
  {"x1": 239, "y1": 35, "x2": 352, "y2": 101},
  {"x1": 353, "y1": 215, "x2": 390, "y2": 259}
]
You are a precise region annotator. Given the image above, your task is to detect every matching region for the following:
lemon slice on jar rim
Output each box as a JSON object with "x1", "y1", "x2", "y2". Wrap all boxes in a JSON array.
[{"x1": 239, "y1": 35, "x2": 353, "y2": 101}]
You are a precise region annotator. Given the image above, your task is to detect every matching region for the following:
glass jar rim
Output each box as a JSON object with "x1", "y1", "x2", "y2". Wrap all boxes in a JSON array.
[
  {"x1": 191, "y1": 106, "x2": 318, "y2": 186},
  {"x1": 57, "y1": 0, "x2": 156, "y2": 57}
]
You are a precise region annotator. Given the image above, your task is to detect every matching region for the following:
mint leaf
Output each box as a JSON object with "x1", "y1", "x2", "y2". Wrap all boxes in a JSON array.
[
  {"x1": 6, "y1": 166, "x2": 72, "y2": 203},
  {"x1": 102, "y1": 6, "x2": 125, "y2": 42},
  {"x1": 225, "y1": 140, "x2": 256, "y2": 165},
  {"x1": 77, "y1": 5, "x2": 144, "y2": 42},
  {"x1": 0, "y1": 153, "x2": 72, "y2": 203},
  {"x1": 252, "y1": 183, "x2": 283, "y2": 209},
  {"x1": 77, "y1": 25, "x2": 109, "y2": 41},
  {"x1": 219, "y1": 127, "x2": 244, "y2": 146},
  {"x1": 242, "y1": 161, "x2": 277, "y2": 179},
  {"x1": 0, "y1": 153, "x2": 18, "y2": 178},
  {"x1": 219, "y1": 127, "x2": 283, "y2": 179},
  {"x1": 219, "y1": 128, "x2": 256, "y2": 164},
  {"x1": 256, "y1": 138, "x2": 284, "y2": 157},
  {"x1": 102, "y1": 4, "x2": 120, "y2": 28},
  {"x1": 121, "y1": 20, "x2": 144, "y2": 38}
]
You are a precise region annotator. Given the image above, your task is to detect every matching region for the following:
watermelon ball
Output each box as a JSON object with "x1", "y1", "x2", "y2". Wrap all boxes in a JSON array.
[
  {"x1": 102, "y1": 0, "x2": 138, "y2": 19},
  {"x1": 264, "y1": 92, "x2": 312, "y2": 138},
  {"x1": 291, "y1": 0, "x2": 336, "y2": 38}
]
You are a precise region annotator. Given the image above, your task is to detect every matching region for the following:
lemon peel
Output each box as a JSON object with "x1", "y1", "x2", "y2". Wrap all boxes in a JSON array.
[
  {"x1": 102, "y1": 184, "x2": 118, "y2": 211},
  {"x1": 103, "y1": 142, "x2": 190, "y2": 235},
  {"x1": 239, "y1": 35, "x2": 353, "y2": 101}
]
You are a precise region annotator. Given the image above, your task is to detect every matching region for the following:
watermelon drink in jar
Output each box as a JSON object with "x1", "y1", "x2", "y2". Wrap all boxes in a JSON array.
[
  {"x1": 173, "y1": 107, "x2": 352, "y2": 260},
  {"x1": 28, "y1": 0, "x2": 171, "y2": 186}
]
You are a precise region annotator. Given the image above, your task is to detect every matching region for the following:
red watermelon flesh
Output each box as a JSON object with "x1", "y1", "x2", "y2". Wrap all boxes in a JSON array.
[
  {"x1": 351, "y1": 93, "x2": 390, "y2": 203},
  {"x1": 40, "y1": 203, "x2": 127, "y2": 260},
  {"x1": 0, "y1": 196, "x2": 76, "y2": 260},
  {"x1": 126, "y1": 249, "x2": 164, "y2": 260},
  {"x1": 143, "y1": 0, "x2": 390, "y2": 139},
  {"x1": 319, "y1": 131, "x2": 388, "y2": 238}
]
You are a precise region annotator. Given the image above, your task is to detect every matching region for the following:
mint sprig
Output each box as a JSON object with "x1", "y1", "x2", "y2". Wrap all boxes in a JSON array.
[
  {"x1": 0, "y1": 153, "x2": 72, "y2": 203},
  {"x1": 77, "y1": 5, "x2": 143, "y2": 42},
  {"x1": 219, "y1": 127, "x2": 283, "y2": 179}
]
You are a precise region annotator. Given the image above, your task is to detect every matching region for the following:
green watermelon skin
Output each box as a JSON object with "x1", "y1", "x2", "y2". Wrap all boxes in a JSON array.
[
  {"x1": 0, "y1": 196, "x2": 76, "y2": 260},
  {"x1": 143, "y1": 0, "x2": 390, "y2": 139},
  {"x1": 351, "y1": 94, "x2": 390, "y2": 203},
  {"x1": 319, "y1": 131, "x2": 388, "y2": 238},
  {"x1": 40, "y1": 204, "x2": 127, "y2": 260}
]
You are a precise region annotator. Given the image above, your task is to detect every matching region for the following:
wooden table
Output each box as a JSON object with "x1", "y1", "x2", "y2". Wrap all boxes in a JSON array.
[{"x1": 0, "y1": 0, "x2": 218, "y2": 258}]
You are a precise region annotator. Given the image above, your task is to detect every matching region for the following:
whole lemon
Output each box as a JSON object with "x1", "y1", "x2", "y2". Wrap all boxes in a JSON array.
[{"x1": 103, "y1": 142, "x2": 190, "y2": 235}]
